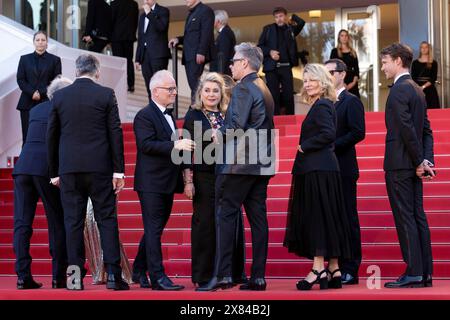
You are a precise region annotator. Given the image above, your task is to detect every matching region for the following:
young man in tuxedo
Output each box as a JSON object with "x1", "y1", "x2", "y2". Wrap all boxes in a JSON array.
[
  {"x1": 380, "y1": 43, "x2": 435, "y2": 288},
  {"x1": 325, "y1": 58, "x2": 366, "y2": 285},
  {"x1": 82, "y1": 0, "x2": 112, "y2": 53},
  {"x1": 258, "y1": 7, "x2": 305, "y2": 115},
  {"x1": 135, "y1": 0, "x2": 171, "y2": 100},
  {"x1": 209, "y1": 10, "x2": 236, "y2": 76},
  {"x1": 133, "y1": 70, "x2": 195, "y2": 290},
  {"x1": 47, "y1": 54, "x2": 128, "y2": 291},
  {"x1": 168, "y1": 0, "x2": 215, "y2": 103}
]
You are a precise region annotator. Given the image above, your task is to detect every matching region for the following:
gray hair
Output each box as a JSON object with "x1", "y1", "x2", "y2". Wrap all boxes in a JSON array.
[
  {"x1": 149, "y1": 70, "x2": 175, "y2": 91},
  {"x1": 75, "y1": 54, "x2": 99, "y2": 77},
  {"x1": 234, "y1": 42, "x2": 263, "y2": 71},
  {"x1": 47, "y1": 76, "x2": 73, "y2": 100},
  {"x1": 214, "y1": 10, "x2": 229, "y2": 25}
]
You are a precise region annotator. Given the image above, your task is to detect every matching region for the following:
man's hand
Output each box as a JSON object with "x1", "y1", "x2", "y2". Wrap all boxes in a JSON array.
[
  {"x1": 32, "y1": 91, "x2": 41, "y2": 101},
  {"x1": 135, "y1": 62, "x2": 141, "y2": 71},
  {"x1": 184, "y1": 182, "x2": 195, "y2": 200},
  {"x1": 270, "y1": 50, "x2": 280, "y2": 61},
  {"x1": 82, "y1": 35, "x2": 92, "y2": 43},
  {"x1": 417, "y1": 163, "x2": 436, "y2": 180},
  {"x1": 174, "y1": 139, "x2": 196, "y2": 151},
  {"x1": 112, "y1": 177, "x2": 125, "y2": 194},
  {"x1": 196, "y1": 54, "x2": 205, "y2": 65},
  {"x1": 168, "y1": 38, "x2": 179, "y2": 48},
  {"x1": 50, "y1": 177, "x2": 60, "y2": 187}
]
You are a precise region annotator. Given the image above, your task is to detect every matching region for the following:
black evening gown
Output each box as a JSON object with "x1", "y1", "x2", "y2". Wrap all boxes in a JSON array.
[
  {"x1": 411, "y1": 59, "x2": 440, "y2": 109},
  {"x1": 330, "y1": 48, "x2": 360, "y2": 98}
]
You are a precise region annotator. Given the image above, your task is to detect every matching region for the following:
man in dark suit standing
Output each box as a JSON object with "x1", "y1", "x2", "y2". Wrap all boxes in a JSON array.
[
  {"x1": 13, "y1": 77, "x2": 71, "y2": 290},
  {"x1": 133, "y1": 70, "x2": 195, "y2": 290},
  {"x1": 258, "y1": 7, "x2": 305, "y2": 115},
  {"x1": 325, "y1": 58, "x2": 366, "y2": 285},
  {"x1": 197, "y1": 43, "x2": 275, "y2": 292},
  {"x1": 47, "y1": 54, "x2": 129, "y2": 291},
  {"x1": 82, "y1": 0, "x2": 112, "y2": 53},
  {"x1": 380, "y1": 43, "x2": 435, "y2": 288},
  {"x1": 209, "y1": 10, "x2": 236, "y2": 76},
  {"x1": 111, "y1": 0, "x2": 139, "y2": 92},
  {"x1": 168, "y1": 0, "x2": 214, "y2": 103},
  {"x1": 135, "y1": 0, "x2": 170, "y2": 100}
]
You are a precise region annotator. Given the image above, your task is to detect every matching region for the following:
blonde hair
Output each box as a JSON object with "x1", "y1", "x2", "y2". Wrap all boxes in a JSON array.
[
  {"x1": 47, "y1": 76, "x2": 73, "y2": 100},
  {"x1": 192, "y1": 72, "x2": 228, "y2": 114},
  {"x1": 221, "y1": 74, "x2": 236, "y2": 112},
  {"x1": 300, "y1": 64, "x2": 337, "y2": 104},
  {"x1": 337, "y1": 29, "x2": 357, "y2": 58},
  {"x1": 419, "y1": 41, "x2": 434, "y2": 68}
]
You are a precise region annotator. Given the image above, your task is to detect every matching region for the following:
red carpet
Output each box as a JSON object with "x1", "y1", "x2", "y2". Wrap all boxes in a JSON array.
[{"x1": 1, "y1": 109, "x2": 450, "y2": 284}]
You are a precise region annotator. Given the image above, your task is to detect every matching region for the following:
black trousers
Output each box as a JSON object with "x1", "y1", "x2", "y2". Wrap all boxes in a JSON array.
[
  {"x1": 13, "y1": 175, "x2": 67, "y2": 280},
  {"x1": 184, "y1": 60, "x2": 205, "y2": 104},
  {"x1": 214, "y1": 174, "x2": 270, "y2": 279},
  {"x1": 60, "y1": 173, "x2": 122, "y2": 276},
  {"x1": 191, "y1": 171, "x2": 246, "y2": 284},
  {"x1": 20, "y1": 110, "x2": 30, "y2": 146},
  {"x1": 132, "y1": 235, "x2": 148, "y2": 275},
  {"x1": 265, "y1": 66, "x2": 295, "y2": 115},
  {"x1": 385, "y1": 170, "x2": 433, "y2": 276},
  {"x1": 88, "y1": 38, "x2": 109, "y2": 53},
  {"x1": 112, "y1": 41, "x2": 135, "y2": 89},
  {"x1": 138, "y1": 191, "x2": 174, "y2": 282},
  {"x1": 141, "y1": 54, "x2": 169, "y2": 101},
  {"x1": 338, "y1": 175, "x2": 362, "y2": 276}
]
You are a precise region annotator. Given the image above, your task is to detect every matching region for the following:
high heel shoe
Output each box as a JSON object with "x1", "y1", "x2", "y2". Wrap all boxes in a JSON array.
[
  {"x1": 328, "y1": 268, "x2": 342, "y2": 289},
  {"x1": 296, "y1": 269, "x2": 328, "y2": 291}
]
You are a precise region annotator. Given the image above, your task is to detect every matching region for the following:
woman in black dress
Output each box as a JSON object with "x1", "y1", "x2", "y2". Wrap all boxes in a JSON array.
[
  {"x1": 330, "y1": 29, "x2": 360, "y2": 98},
  {"x1": 284, "y1": 64, "x2": 352, "y2": 290},
  {"x1": 16, "y1": 31, "x2": 62, "y2": 143},
  {"x1": 411, "y1": 41, "x2": 440, "y2": 109},
  {"x1": 183, "y1": 72, "x2": 246, "y2": 286}
]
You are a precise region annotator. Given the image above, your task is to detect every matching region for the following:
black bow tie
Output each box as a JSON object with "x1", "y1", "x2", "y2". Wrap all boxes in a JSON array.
[{"x1": 163, "y1": 108, "x2": 173, "y2": 115}]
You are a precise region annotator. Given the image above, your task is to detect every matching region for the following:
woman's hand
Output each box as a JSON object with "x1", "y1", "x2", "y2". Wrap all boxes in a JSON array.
[
  {"x1": 32, "y1": 90, "x2": 41, "y2": 101},
  {"x1": 184, "y1": 182, "x2": 195, "y2": 200}
]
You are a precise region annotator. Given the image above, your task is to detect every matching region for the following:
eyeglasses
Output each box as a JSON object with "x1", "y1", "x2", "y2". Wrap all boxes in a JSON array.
[
  {"x1": 229, "y1": 58, "x2": 245, "y2": 65},
  {"x1": 329, "y1": 70, "x2": 345, "y2": 75},
  {"x1": 156, "y1": 86, "x2": 177, "y2": 94}
]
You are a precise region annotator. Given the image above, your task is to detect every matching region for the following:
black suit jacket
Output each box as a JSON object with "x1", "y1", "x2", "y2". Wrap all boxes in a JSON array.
[
  {"x1": 47, "y1": 78, "x2": 124, "y2": 177},
  {"x1": 16, "y1": 51, "x2": 61, "y2": 111},
  {"x1": 84, "y1": 0, "x2": 112, "y2": 39},
  {"x1": 334, "y1": 90, "x2": 366, "y2": 177},
  {"x1": 110, "y1": 0, "x2": 139, "y2": 42},
  {"x1": 292, "y1": 98, "x2": 340, "y2": 175},
  {"x1": 133, "y1": 101, "x2": 183, "y2": 194},
  {"x1": 178, "y1": 2, "x2": 215, "y2": 64},
  {"x1": 210, "y1": 25, "x2": 236, "y2": 76},
  {"x1": 216, "y1": 72, "x2": 275, "y2": 176},
  {"x1": 13, "y1": 101, "x2": 53, "y2": 177},
  {"x1": 384, "y1": 74, "x2": 434, "y2": 171},
  {"x1": 135, "y1": 3, "x2": 170, "y2": 63},
  {"x1": 258, "y1": 14, "x2": 305, "y2": 72}
]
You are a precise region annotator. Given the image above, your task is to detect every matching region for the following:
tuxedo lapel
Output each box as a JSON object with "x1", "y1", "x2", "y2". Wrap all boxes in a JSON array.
[{"x1": 151, "y1": 102, "x2": 175, "y2": 139}]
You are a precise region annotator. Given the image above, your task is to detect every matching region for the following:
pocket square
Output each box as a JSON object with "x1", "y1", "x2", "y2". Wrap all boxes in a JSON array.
[{"x1": 192, "y1": 18, "x2": 196, "y2": 22}]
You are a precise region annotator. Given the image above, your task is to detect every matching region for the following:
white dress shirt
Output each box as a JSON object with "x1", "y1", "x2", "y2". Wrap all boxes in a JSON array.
[
  {"x1": 144, "y1": 4, "x2": 156, "y2": 34},
  {"x1": 394, "y1": 72, "x2": 410, "y2": 84},
  {"x1": 154, "y1": 101, "x2": 176, "y2": 133}
]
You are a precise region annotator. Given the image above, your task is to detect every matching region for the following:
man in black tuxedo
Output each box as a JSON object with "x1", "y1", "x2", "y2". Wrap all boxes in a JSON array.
[
  {"x1": 325, "y1": 58, "x2": 366, "y2": 285},
  {"x1": 133, "y1": 70, "x2": 195, "y2": 290},
  {"x1": 82, "y1": 0, "x2": 112, "y2": 53},
  {"x1": 135, "y1": 0, "x2": 170, "y2": 100},
  {"x1": 16, "y1": 31, "x2": 61, "y2": 144},
  {"x1": 380, "y1": 43, "x2": 435, "y2": 288},
  {"x1": 168, "y1": 0, "x2": 214, "y2": 103},
  {"x1": 111, "y1": 0, "x2": 139, "y2": 92},
  {"x1": 258, "y1": 7, "x2": 305, "y2": 115},
  {"x1": 209, "y1": 10, "x2": 236, "y2": 76},
  {"x1": 197, "y1": 43, "x2": 275, "y2": 292},
  {"x1": 13, "y1": 77, "x2": 72, "y2": 290},
  {"x1": 47, "y1": 54, "x2": 129, "y2": 291}
]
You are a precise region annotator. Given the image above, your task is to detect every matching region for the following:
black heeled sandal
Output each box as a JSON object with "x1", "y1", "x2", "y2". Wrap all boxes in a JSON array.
[
  {"x1": 328, "y1": 268, "x2": 342, "y2": 289},
  {"x1": 296, "y1": 269, "x2": 328, "y2": 291}
]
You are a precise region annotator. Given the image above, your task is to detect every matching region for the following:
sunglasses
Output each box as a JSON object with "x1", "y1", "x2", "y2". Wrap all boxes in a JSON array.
[
  {"x1": 229, "y1": 58, "x2": 245, "y2": 65},
  {"x1": 156, "y1": 86, "x2": 177, "y2": 94}
]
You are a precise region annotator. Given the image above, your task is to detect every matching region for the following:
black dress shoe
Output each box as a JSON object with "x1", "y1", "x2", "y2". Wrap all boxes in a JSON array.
[
  {"x1": 239, "y1": 278, "x2": 266, "y2": 291},
  {"x1": 128, "y1": 86, "x2": 135, "y2": 93},
  {"x1": 132, "y1": 272, "x2": 151, "y2": 288},
  {"x1": 106, "y1": 274, "x2": 130, "y2": 291},
  {"x1": 52, "y1": 279, "x2": 67, "y2": 289},
  {"x1": 196, "y1": 276, "x2": 234, "y2": 292},
  {"x1": 384, "y1": 275, "x2": 424, "y2": 288},
  {"x1": 152, "y1": 276, "x2": 184, "y2": 291},
  {"x1": 233, "y1": 275, "x2": 249, "y2": 285},
  {"x1": 17, "y1": 278, "x2": 43, "y2": 290},
  {"x1": 423, "y1": 274, "x2": 432, "y2": 287},
  {"x1": 341, "y1": 273, "x2": 359, "y2": 285}
]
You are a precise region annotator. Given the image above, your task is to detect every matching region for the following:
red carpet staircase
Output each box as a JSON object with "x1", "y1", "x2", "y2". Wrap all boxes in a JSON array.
[{"x1": 1, "y1": 109, "x2": 450, "y2": 279}]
